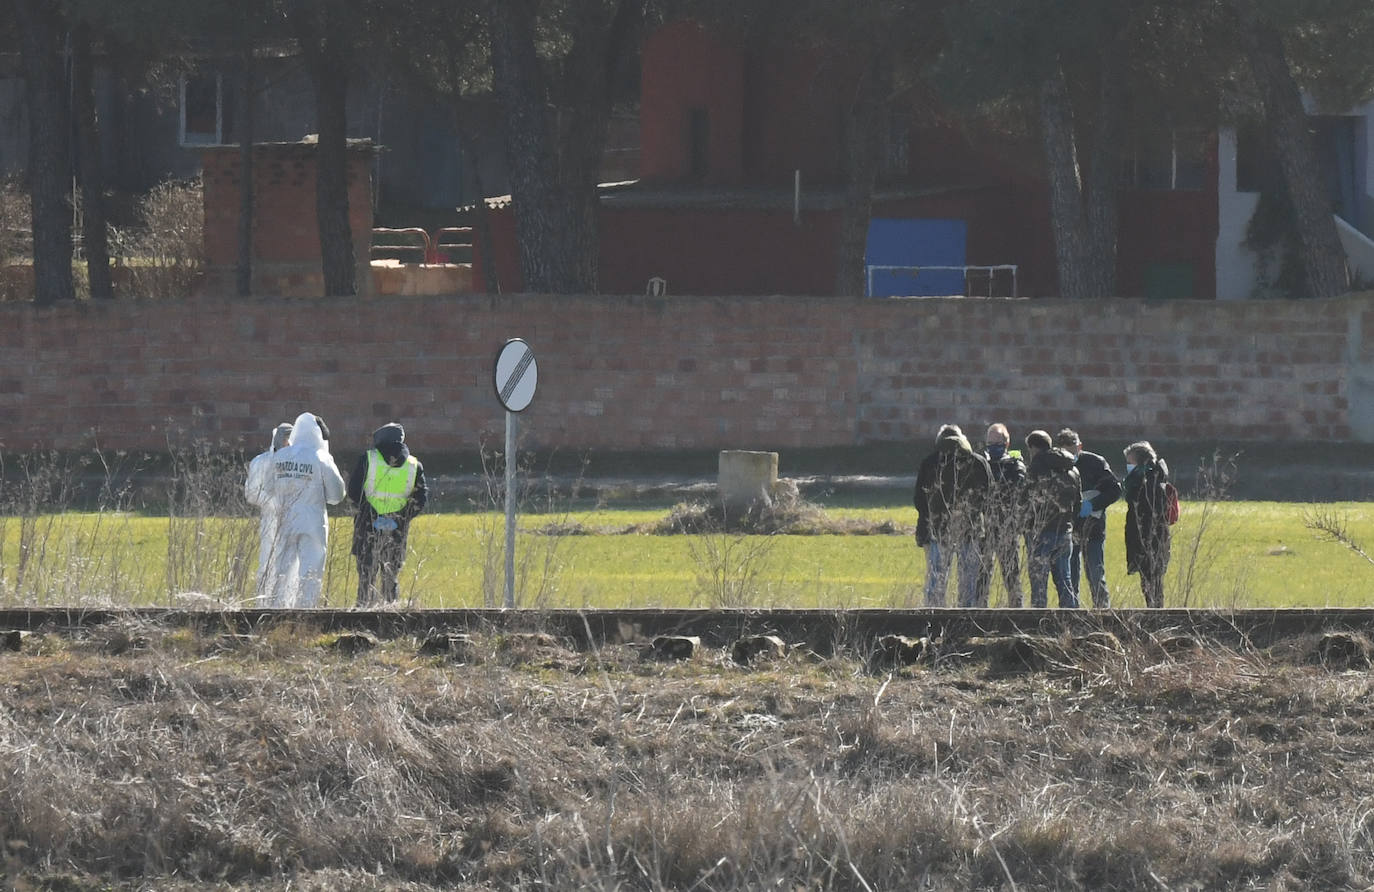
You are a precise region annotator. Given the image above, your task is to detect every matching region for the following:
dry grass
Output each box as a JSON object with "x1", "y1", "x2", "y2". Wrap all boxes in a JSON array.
[{"x1": 2, "y1": 623, "x2": 1373, "y2": 890}]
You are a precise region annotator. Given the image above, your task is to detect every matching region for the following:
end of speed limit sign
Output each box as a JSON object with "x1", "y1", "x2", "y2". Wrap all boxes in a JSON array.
[{"x1": 494, "y1": 338, "x2": 538, "y2": 412}]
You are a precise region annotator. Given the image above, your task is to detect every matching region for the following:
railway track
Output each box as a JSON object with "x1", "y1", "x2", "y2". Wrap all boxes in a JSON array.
[{"x1": 1, "y1": 607, "x2": 1372, "y2": 651}]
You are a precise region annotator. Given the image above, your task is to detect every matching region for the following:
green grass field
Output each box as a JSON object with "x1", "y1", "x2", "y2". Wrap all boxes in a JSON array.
[{"x1": 2, "y1": 501, "x2": 1372, "y2": 608}]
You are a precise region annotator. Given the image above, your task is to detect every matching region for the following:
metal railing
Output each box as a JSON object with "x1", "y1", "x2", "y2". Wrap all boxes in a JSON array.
[
  {"x1": 433, "y1": 226, "x2": 474, "y2": 264},
  {"x1": 369, "y1": 227, "x2": 477, "y2": 265},
  {"x1": 866, "y1": 263, "x2": 1019, "y2": 298},
  {"x1": 370, "y1": 227, "x2": 432, "y2": 264}
]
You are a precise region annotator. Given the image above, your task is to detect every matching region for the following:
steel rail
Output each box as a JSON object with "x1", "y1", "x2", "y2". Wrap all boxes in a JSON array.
[{"x1": 1, "y1": 607, "x2": 1371, "y2": 651}]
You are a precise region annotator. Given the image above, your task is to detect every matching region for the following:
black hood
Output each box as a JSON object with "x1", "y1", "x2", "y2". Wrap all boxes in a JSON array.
[
  {"x1": 377, "y1": 440, "x2": 410, "y2": 467},
  {"x1": 1033, "y1": 446, "x2": 1078, "y2": 473},
  {"x1": 935, "y1": 431, "x2": 973, "y2": 455}
]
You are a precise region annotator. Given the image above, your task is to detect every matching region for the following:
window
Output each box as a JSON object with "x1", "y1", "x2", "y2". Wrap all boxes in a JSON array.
[
  {"x1": 687, "y1": 107, "x2": 708, "y2": 179},
  {"x1": 1120, "y1": 129, "x2": 1207, "y2": 190},
  {"x1": 180, "y1": 71, "x2": 234, "y2": 146},
  {"x1": 1313, "y1": 115, "x2": 1361, "y2": 225},
  {"x1": 1143, "y1": 261, "x2": 1195, "y2": 299}
]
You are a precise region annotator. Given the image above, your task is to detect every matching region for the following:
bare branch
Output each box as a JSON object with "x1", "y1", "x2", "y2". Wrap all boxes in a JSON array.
[{"x1": 1304, "y1": 506, "x2": 1374, "y2": 568}]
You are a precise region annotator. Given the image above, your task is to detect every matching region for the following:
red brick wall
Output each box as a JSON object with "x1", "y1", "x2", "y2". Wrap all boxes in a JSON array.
[
  {"x1": 0, "y1": 293, "x2": 1359, "y2": 453},
  {"x1": 201, "y1": 143, "x2": 375, "y2": 295},
  {"x1": 640, "y1": 21, "x2": 746, "y2": 183}
]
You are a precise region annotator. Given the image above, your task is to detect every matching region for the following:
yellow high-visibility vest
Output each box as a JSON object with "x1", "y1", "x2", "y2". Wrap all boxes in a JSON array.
[{"x1": 363, "y1": 449, "x2": 418, "y2": 515}]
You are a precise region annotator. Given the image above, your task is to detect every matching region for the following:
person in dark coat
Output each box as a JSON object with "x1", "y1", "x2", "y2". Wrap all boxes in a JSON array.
[
  {"x1": 1054, "y1": 428, "x2": 1121, "y2": 608},
  {"x1": 348, "y1": 422, "x2": 428, "y2": 606},
  {"x1": 977, "y1": 422, "x2": 1027, "y2": 608},
  {"x1": 914, "y1": 424, "x2": 992, "y2": 607},
  {"x1": 1023, "y1": 429, "x2": 1081, "y2": 609},
  {"x1": 1122, "y1": 440, "x2": 1172, "y2": 608}
]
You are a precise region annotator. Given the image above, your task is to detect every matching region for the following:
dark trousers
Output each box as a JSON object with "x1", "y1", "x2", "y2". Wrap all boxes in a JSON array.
[
  {"x1": 1069, "y1": 534, "x2": 1110, "y2": 608},
  {"x1": 976, "y1": 529, "x2": 1024, "y2": 608},
  {"x1": 356, "y1": 531, "x2": 405, "y2": 606}
]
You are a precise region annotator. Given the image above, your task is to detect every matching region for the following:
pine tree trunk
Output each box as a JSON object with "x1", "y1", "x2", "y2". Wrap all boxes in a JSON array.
[
  {"x1": 13, "y1": 0, "x2": 74, "y2": 305},
  {"x1": 72, "y1": 25, "x2": 112, "y2": 301},
  {"x1": 292, "y1": 0, "x2": 357, "y2": 298},
  {"x1": 488, "y1": 0, "x2": 580, "y2": 293},
  {"x1": 835, "y1": 61, "x2": 884, "y2": 298},
  {"x1": 1039, "y1": 66, "x2": 1095, "y2": 300},
  {"x1": 1239, "y1": 12, "x2": 1349, "y2": 298},
  {"x1": 559, "y1": 97, "x2": 614, "y2": 293},
  {"x1": 488, "y1": 0, "x2": 643, "y2": 294},
  {"x1": 237, "y1": 52, "x2": 256, "y2": 297},
  {"x1": 313, "y1": 64, "x2": 355, "y2": 296},
  {"x1": 1082, "y1": 43, "x2": 1123, "y2": 298}
]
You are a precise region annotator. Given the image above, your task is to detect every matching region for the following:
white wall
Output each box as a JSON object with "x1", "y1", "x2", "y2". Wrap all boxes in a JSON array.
[
  {"x1": 1215, "y1": 127, "x2": 1262, "y2": 300},
  {"x1": 1363, "y1": 100, "x2": 1374, "y2": 238},
  {"x1": 1216, "y1": 101, "x2": 1374, "y2": 300},
  {"x1": 1337, "y1": 216, "x2": 1374, "y2": 287}
]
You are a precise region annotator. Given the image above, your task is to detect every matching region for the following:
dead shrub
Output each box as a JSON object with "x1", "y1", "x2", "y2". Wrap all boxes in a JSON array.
[
  {"x1": 648, "y1": 495, "x2": 870, "y2": 536},
  {"x1": 0, "y1": 177, "x2": 30, "y2": 264},
  {"x1": 1302, "y1": 631, "x2": 1373, "y2": 670},
  {"x1": 111, "y1": 178, "x2": 204, "y2": 299}
]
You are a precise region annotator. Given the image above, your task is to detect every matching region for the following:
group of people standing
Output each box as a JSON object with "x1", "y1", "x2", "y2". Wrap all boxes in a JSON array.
[
  {"x1": 914, "y1": 423, "x2": 1175, "y2": 609},
  {"x1": 241, "y1": 412, "x2": 1172, "y2": 611},
  {"x1": 244, "y1": 413, "x2": 428, "y2": 608}
]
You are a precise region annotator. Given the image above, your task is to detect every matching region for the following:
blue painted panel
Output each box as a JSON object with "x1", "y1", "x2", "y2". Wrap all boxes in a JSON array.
[{"x1": 864, "y1": 218, "x2": 968, "y2": 297}]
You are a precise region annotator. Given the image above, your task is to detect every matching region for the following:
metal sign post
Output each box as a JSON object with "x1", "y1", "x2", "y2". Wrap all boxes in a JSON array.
[{"x1": 493, "y1": 339, "x2": 538, "y2": 609}]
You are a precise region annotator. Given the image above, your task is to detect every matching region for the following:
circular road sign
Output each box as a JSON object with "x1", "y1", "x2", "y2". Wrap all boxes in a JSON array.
[{"x1": 494, "y1": 338, "x2": 538, "y2": 413}]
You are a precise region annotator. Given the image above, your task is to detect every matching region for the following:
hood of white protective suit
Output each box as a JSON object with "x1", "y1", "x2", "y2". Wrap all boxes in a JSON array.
[
  {"x1": 288, "y1": 412, "x2": 326, "y2": 452},
  {"x1": 270, "y1": 422, "x2": 294, "y2": 452}
]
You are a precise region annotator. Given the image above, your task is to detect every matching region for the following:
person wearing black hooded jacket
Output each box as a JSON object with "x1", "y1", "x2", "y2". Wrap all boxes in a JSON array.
[
  {"x1": 348, "y1": 422, "x2": 429, "y2": 605},
  {"x1": 1023, "y1": 429, "x2": 1081, "y2": 609},
  {"x1": 976, "y1": 422, "x2": 1027, "y2": 608},
  {"x1": 1122, "y1": 440, "x2": 1172, "y2": 608},
  {"x1": 913, "y1": 424, "x2": 992, "y2": 607},
  {"x1": 1054, "y1": 428, "x2": 1121, "y2": 609}
]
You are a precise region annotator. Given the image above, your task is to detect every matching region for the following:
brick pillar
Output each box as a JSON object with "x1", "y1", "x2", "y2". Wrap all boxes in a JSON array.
[{"x1": 201, "y1": 139, "x2": 377, "y2": 297}]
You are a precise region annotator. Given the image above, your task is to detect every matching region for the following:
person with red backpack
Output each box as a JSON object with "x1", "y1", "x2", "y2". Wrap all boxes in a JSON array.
[{"x1": 1122, "y1": 441, "x2": 1174, "y2": 608}]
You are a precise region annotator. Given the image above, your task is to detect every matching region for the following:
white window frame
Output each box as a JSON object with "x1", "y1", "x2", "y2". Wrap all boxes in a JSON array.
[{"x1": 179, "y1": 71, "x2": 223, "y2": 146}]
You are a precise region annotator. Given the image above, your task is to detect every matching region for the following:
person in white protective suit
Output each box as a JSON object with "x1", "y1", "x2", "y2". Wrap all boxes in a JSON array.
[
  {"x1": 244, "y1": 421, "x2": 294, "y2": 601},
  {"x1": 262, "y1": 412, "x2": 345, "y2": 607}
]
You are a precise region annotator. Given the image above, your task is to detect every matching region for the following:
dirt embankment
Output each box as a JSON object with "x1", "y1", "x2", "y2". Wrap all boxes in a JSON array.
[{"x1": 2, "y1": 622, "x2": 1373, "y2": 890}]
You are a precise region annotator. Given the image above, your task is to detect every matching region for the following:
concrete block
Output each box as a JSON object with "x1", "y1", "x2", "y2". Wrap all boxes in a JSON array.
[
  {"x1": 419, "y1": 633, "x2": 476, "y2": 660},
  {"x1": 651, "y1": 635, "x2": 700, "y2": 661},
  {"x1": 872, "y1": 634, "x2": 928, "y2": 667},
  {"x1": 327, "y1": 633, "x2": 378, "y2": 656},
  {"x1": 732, "y1": 634, "x2": 786, "y2": 665},
  {"x1": 719, "y1": 450, "x2": 778, "y2": 514}
]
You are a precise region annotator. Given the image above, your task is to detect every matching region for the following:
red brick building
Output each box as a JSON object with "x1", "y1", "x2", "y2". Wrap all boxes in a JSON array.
[
  {"x1": 483, "y1": 19, "x2": 1220, "y2": 299},
  {"x1": 200, "y1": 141, "x2": 377, "y2": 296}
]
